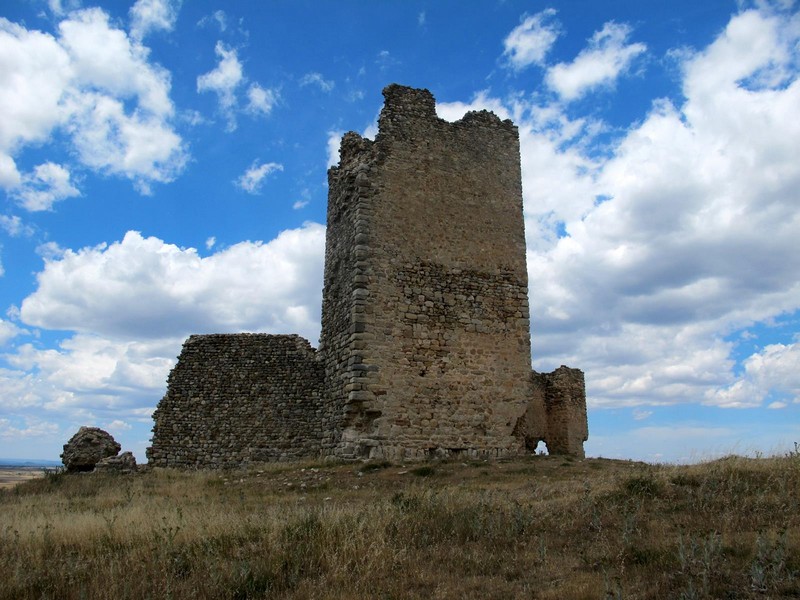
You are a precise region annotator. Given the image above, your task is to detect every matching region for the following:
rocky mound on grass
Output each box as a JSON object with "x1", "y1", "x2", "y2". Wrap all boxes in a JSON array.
[{"x1": 61, "y1": 426, "x2": 122, "y2": 472}]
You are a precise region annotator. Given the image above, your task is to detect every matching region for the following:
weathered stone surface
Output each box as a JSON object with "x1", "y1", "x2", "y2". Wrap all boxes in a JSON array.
[
  {"x1": 322, "y1": 84, "x2": 534, "y2": 460},
  {"x1": 61, "y1": 426, "x2": 121, "y2": 472},
  {"x1": 148, "y1": 334, "x2": 327, "y2": 468},
  {"x1": 517, "y1": 367, "x2": 588, "y2": 458},
  {"x1": 95, "y1": 451, "x2": 138, "y2": 473},
  {"x1": 147, "y1": 84, "x2": 589, "y2": 468}
]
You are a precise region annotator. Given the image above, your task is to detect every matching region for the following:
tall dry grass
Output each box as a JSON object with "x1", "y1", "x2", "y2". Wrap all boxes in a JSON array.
[{"x1": 1, "y1": 452, "x2": 799, "y2": 599}]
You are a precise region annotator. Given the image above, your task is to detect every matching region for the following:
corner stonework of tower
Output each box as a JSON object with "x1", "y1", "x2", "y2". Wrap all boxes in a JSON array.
[{"x1": 147, "y1": 84, "x2": 588, "y2": 469}]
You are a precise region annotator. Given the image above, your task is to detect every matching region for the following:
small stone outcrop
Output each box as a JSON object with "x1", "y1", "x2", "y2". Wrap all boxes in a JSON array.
[
  {"x1": 95, "y1": 451, "x2": 138, "y2": 473},
  {"x1": 61, "y1": 426, "x2": 121, "y2": 472},
  {"x1": 147, "y1": 334, "x2": 328, "y2": 469}
]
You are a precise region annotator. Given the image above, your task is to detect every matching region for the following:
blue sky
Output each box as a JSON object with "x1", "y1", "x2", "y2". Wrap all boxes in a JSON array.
[{"x1": 1, "y1": 0, "x2": 799, "y2": 463}]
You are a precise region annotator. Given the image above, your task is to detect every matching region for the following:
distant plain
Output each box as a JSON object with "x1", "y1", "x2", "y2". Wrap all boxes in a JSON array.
[{"x1": 0, "y1": 467, "x2": 45, "y2": 490}]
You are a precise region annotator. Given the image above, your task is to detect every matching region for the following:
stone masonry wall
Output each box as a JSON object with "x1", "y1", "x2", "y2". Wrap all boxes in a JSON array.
[
  {"x1": 147, "y1": 334, "x2": 327, "y2": 468},
  {"x1": 531, "y1": 367, "x2": 588, "y2": 458},
  {"x1": 148, "y1": 84, "x2": 589, "y2": 468},
  {"x1": 323, "y1": 85, "x2": 534, "y2": 460},
  {"x1": 318, "y1": 132, "x2": 379, "y2": 454}
]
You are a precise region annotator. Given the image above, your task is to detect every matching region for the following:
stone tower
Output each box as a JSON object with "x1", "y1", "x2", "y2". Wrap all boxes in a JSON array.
[
  {"x1": 321, "y1": 85, "x2": 539, "y2": 460},
  {"x1": 147, "y1": 84, "x2": 588, "y2": 468}
]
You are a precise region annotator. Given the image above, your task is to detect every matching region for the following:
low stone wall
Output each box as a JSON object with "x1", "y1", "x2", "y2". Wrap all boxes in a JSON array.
[{"x1": 147, "y1": 334, "x2": 327, "y2": 468}]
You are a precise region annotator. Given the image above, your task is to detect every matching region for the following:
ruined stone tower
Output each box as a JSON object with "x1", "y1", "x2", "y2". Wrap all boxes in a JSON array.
[
  {"x1": 147, "y1": 84, "x2": 588, "y2": 468},
  {"x1": 322, "y1": 85, "x2": 535, "y2": 460}
]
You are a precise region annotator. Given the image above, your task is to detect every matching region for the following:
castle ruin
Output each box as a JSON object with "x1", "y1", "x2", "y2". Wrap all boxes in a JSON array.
[{"x1": 147, "y1": 85, "x2": 588, "y2": 468}]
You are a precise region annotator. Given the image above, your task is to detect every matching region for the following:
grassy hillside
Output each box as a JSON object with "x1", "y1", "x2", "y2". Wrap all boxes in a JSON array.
[{"x1": 1, "y1": 452, "x2": 799, "y2": 599}]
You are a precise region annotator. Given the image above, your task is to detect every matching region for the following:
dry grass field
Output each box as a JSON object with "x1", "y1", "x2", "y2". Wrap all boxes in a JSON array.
[
  {"x1": 0, "y1": 468, "x2": 45, "y2": 490},
  {"x1": 1, "y1": 451, "x2": 799, "y2": 599}
]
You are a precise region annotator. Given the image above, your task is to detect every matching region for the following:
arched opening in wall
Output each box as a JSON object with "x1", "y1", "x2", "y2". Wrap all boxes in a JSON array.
[{"x1": 537, "y1": 441, "x2": 549, "y2": 456}]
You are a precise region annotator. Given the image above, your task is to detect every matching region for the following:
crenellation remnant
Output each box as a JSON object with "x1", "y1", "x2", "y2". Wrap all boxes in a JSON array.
[{"x1": 147, "y1": 84, "x2": 588, "y2": 468}]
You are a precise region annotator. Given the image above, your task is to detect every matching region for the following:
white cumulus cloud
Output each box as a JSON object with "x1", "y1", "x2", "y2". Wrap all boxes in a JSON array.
[
  {"x1": 503, "y1": 9, "x2": 561, "y2": 70},
  {"x1": 197, "y1": 41, "x2": 244, "y2": 131},
  {"x1": 246, "y1": 83, "x2": 278, "y2": 116},
  {"x1": 19, "y1": 223, "x2": 326, "y2": 342},
  {"x1": 0, "y1": 153, "x2": 21, "y2": 188},
  {"x1": 13, "y1": 162, "x2": 80, "y2": 211},
  {"x1": 197, "y1": 42, "x2": 279, "y2": 130},
  {"x1": 129, "y1": 0, "x2": 181, "y2": 42},
  {"x1": 0, "y1": 417, "x2": 60, "y2": 440},
  {"x1": 8, "y1": 335, "x2": 177, "y2": 401},
  {"x1": 707, "y1": 343, "x2": 800, "y2": 408},
  {"x1": 300, "y1": 72, "x2": 335, "y2": 92},
  {"x1": 0, "y1": 8, "x2": 187, "y2": 202},
  {"x1": 197, "y1": 10, "x2": 227, "y2": 32},
  {"x1": 0, "y1": 19, "x2": 72, "y2": 163},
  {"x1": 0, "y1": 319, "x2": 25, "y2": 346},
  {"x1": 106, "y1": 419, "x2": 133, "y2": 431},
  {"x1": 546, "y1": 21, "x2": 646, "y2": 101},
  {"x1": 0, "y1": 215, "x2": 34, "y2": 237},
  {"x1": 235, "y1": 160, "x2": 283, "y2": 194},
  {"x1": 533, "y1": 8, "x2": 800, "y2": 410},
  {"x1": 58, "y1": 9, "x2": 172, "y2": 114}
]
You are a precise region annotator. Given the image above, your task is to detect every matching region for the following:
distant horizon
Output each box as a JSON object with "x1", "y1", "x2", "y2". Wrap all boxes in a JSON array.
[
  {"x1": 3, "y1": 447, "x2": 795, "y2": 468},
  {"x1": 0, "y1": 457, "x2": 62, "y2": 467}
]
